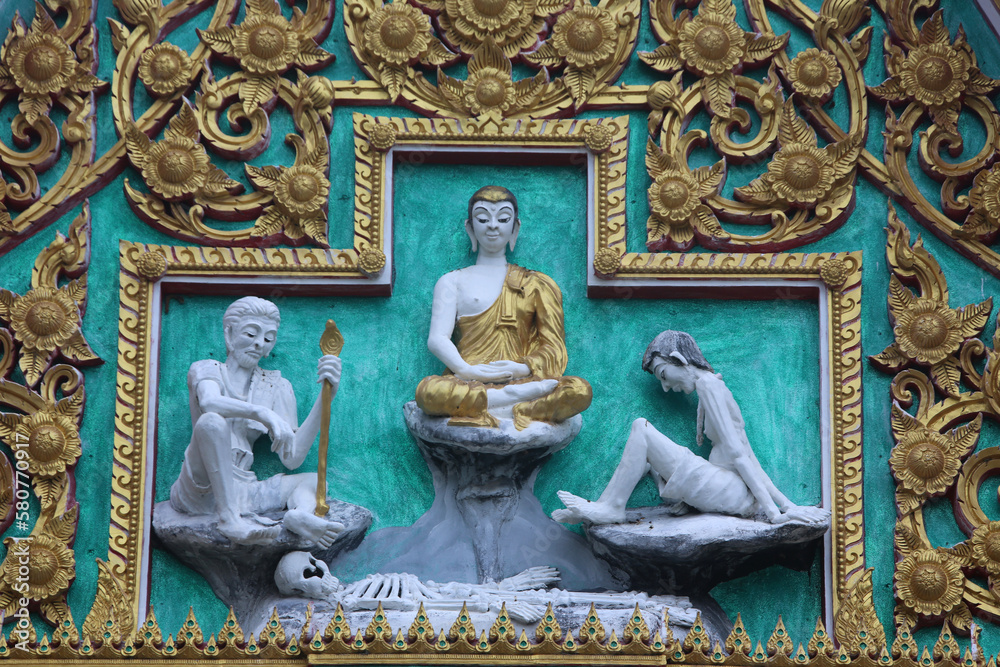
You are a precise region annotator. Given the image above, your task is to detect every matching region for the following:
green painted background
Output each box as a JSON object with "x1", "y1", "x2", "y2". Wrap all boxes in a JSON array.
[{"x1": 0, "y1": 0, "x2": 998, "y2": 653}]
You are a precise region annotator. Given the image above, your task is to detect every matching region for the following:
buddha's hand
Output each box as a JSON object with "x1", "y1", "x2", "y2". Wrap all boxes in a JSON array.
[{"x1": 455, "y1": 360, "x2": 528, "y2": 383}]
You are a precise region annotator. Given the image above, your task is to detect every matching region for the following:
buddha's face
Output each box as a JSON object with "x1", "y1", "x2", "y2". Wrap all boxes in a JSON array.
[
  {"x1": 467, "y1": 200, "x2": 518, "y2": 255},
  {"x1": 225, "y1": 316, "x2": 278, "y2": 369}
]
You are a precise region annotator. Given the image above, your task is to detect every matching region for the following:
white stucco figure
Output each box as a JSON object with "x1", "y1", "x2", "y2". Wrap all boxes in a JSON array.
[
  {"x1": 273, "y1": 556, "x2": 694, "y2": 627},
  {"x1": 169, "y1": 296, "x2": 345, "y2": 546},
  {"x1": 415, "y1": 185, "x2": 591, "y2": 429},
  {"x1": 552, "y1": 331, "x2": 829, "y2": 526}
]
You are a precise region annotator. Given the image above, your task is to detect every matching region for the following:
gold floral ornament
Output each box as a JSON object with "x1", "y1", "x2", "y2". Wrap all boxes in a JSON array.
[
  {"x1": 888, "y1": 404, "x2": 980, "y2": 510},
  {"x1": 358, "y1": 247, "x2": 387, "y2": 275},
  {"x1": 593, "y1": 247, "x2": 620, "y2": 276},
  {"x1": 873, "y1": 282, "x2": 989, "y2": 398},
  {"x1": 820, "y1": 258, "x2": 848, "y2": 287},
  {"x1": 415, "y1": 0, "x2": 567, "y2": 58},
  {"x1": 956, "y1": 164, "x2": 1000, "y2": 243},
  {"x1": 0, "y1": 535, "x2": 74, "y2": 603},
  {"x1": 125, "y1": 101, "x2": 241, "y2": 203},
  {"x1": 0, "y1": 179, "x2": 12, "y2": 236},
  {"x1": 137, "y1": 43, "x2": 192, "y2": 98},
  {"x1": 361, "y1": 0, "x2": 455, "y2": 100},
  {"x1": 367, "y1": 123, "x2": 397, "y2": 151},
  {"x1": 735, "y1": 100, "x2": 860, "y2": 210},
  {"x1": 0, "y1": 406, "x2": 83, "y2": 478},
  {"x1": 438, "y1": 37, "x2": 547, "y2": 117},
  {"x1": 645, "y1": 137, "x2": 727, "y2": 252},
  {"x1": 246, "y1": 135, "x2": 330, "y2": 246},
  {"x1": 0, "y1": 282, "x2": 95, "y2": 387},
  {"x1": 0, "y1": 4, "x2": 106, "y2": 124},
  {"x1": 524, "y1": 1, "x2": 626, "y2": 106},
  {"x1": 638, "y1": 0, "x2": 786, "y2": 118},
  {"x1": 199, "y1": 0, "x2": 333, "y2": 113},
  {"x1": 971, "y1": 522, "x2": 1000, "y2": 577},
  {"x1": 134, "y1": 250, "x2": 168, "y2": 281},
  {"x1": 787, "y1": 48, "x2": 841, "y2": 102},
  {"x1": 895, "y1": 548, "x2": 964, "y2": 618},
  {"x1": 294, "y1": 72, "x2": 335, "y2": 128},
  {"x1": 869, "y1": 10, "x2": 999, "y2": 133}
]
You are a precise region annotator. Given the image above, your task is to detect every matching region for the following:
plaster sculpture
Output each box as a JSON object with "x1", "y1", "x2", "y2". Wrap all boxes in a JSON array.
[
  {"x1": 332, "y1": 188, "x2": 618, "y2": 590},
  {"x1": 553, "y1": 330, "x2": 830, "y2": 526},
  {"x1": 152, "y1": 297, "x2": 373, "y2": 628},
  {"x1": 274, "y1": 554, "x2": 701, "y2": 639},
  {"x1": 415, "y1": 185, "x2": 592, "y2": 430},
  {"x1": 551, "y1": 331, "x2": 829, "y2": 624},
  {"x1": 166, "y1": 296, "x2": 348, "y2": 546}
]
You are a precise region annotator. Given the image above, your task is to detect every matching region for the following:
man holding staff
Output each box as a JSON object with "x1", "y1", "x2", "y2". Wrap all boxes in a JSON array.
[{"x1": 169, "y1": 296, "x2": 344, "y2": 546}]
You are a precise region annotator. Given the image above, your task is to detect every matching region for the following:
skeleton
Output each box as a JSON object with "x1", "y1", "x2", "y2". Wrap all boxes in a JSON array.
[{"x1": 274, "y1": 554, "x2": 695, "y2": 625}]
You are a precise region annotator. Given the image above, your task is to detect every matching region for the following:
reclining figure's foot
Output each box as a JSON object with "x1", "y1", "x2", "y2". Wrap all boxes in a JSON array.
[
  {"x1": 284, "y1": 508, "x2": 345, "y2": 549},
  {"x1": 551, "y1": 490, "x2": 626, "y2": 525},
  {"x1": 218, "y1": 512, "x2": 282, "y2": 545}
]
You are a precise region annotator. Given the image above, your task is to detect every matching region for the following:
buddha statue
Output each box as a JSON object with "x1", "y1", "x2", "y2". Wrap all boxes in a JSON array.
[{"x1": 415, "y1": 186, "x2": 592, "y2": 430}]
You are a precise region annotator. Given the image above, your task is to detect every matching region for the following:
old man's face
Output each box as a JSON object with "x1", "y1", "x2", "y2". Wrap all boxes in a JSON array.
[{"x1": 225, "y1": 316, "x2": 278, "y2": 369}]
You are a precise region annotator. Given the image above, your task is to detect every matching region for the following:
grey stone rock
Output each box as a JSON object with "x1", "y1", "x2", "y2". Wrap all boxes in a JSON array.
[
  {"x1": 586, "y1": 506, "x2": 829, "y2": 595},
  {"x1": 331, "y1": 403, "x2": 622, "y2": 591},
  {"x1": 152, "y1": 498, "x2": 372, "y2": 626}
]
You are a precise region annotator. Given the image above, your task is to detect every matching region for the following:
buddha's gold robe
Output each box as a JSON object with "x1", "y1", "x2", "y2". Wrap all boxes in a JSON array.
[{"x1": 416, "y1": 264, "x2": 592, "y2": 429}]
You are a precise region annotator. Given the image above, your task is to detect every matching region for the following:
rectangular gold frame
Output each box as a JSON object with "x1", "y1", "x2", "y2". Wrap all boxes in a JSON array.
[{"x1": 92, "y1": 114, "x2": 865, "y2": 663}]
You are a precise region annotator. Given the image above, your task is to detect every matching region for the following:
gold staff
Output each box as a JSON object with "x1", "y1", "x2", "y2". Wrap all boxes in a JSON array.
[{"x1": 316, "y1": 320, "x2": 344, "y2": 517}]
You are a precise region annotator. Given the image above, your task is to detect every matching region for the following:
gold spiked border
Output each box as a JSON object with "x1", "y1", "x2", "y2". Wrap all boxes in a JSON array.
[{"x1": 0, "y1": 598, "x2": 991, "y2": 665}]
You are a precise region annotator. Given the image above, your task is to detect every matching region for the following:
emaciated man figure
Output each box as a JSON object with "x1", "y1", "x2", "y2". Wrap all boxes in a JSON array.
[
  {"x1": 416, "y1": 186, "x2": 591, "y2": 430},
  {"x1": 553, "y1": 331, "x2": 829, "y2": 525},
  {"x1": 170, "y1": 296, "x2": 345, "y2": 546}
]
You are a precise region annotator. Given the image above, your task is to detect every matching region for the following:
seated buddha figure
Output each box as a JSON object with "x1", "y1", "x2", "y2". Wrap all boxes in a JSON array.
[{"x1": 416, "y1": 186, "x2": 592, "y2": 430}]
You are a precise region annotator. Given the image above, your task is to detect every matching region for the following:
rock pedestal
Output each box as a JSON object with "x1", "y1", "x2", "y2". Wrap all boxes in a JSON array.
[
  {"x1": 332, "y1": 402, "x2": 620, "y2": 590},
  {"x1": 153, "y1": 498, "x2": 372, "y2": 629},
  {"x1": 585, "y1": 506, "x2": 829, "y2": 635}
]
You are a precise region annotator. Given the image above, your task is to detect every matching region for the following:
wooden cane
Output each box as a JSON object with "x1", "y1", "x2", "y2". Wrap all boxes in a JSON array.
[{"x1": 316, "y1": 320, "x2": 344, "y2": 517}]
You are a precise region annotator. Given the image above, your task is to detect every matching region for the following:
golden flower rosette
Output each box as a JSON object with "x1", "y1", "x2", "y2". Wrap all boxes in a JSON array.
[
  {"x1": 787, "y1": 48, "x2": 841, "y2": 102},
  {"x1": 638, "y1": 0, "x2": 786, "y2": 118},
  {"x1": 887, "y1": 403, "x2": 980, "y2": 514},
  {"x1": 358, "y1": 0, "x2": 455, "y2": 100},
  {"x1": 734, "y1": 100, "x2": 861, "y2": 212},
  {"x1": 125, "y1": 101, "x2": 241, "y2": 204},
  {"x1": 971, "y1": 522, "x2": 1000, "y2": 578},
  {"x1": 645, "y1": 136, "x2": 728, "y2": 252},
  {"x1": 413, "y1": 0, "x2": 568, "y2": 58},
  {"x1": 246, "y1": 135, "x2": 331, "y2": 246},
  {"x1": 438, "y1": 37, "x2": 547, "y2": 117},
  {"x1": 957, "y1": 165, "x2": 1000, "y2": 243},
  {"x1": 895, "y1": 548, "x2": 964, "y2": 619},
  {"x1": 0, "y1": 281, "x2": 95, "y2": 387},
  {"x1": 0, "y1": 4, "x2": 105, "y2": 124},
  {"x1": 872, "y1": 274, "x2": 989, "y2": 398},
  {"x1": 870, "y1": 10, "x2": 999, "y2": 132},
  {"x1": 199, "y1": 0, "x2": 333, "y2": 112},
  {"x1": 137, "y1": 43, "x2": 193, "y2": 98},
  {"x1": 523, "y1": 1, "x2": 631, "y2": 106}
]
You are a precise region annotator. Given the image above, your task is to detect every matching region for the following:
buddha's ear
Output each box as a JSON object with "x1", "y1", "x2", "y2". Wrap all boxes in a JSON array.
[
  {"x1": 508, "y1": 219, "x2": 520, "y2": 252},
  {"x1": 465, "y1": 219, "x2": 478, "y2": 252},
  {"x1": 669, "y1": 351, "x2": 689, "y2": 366}
]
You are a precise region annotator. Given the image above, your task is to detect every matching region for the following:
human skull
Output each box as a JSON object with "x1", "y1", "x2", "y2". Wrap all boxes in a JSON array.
[{"x1": 274, "y1": 551, "x2": 342, "y2": 599}]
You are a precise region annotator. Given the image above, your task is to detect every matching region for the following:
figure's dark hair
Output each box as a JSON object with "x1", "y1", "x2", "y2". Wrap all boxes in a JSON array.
[
  {"x1": 468, "y1": 185, "x2": 518, "y2": 219},
  {"x1": 642, "y1": 330, "x2": 713, "y2": 374}
]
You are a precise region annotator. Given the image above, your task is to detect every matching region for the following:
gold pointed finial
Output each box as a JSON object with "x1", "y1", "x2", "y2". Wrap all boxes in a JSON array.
[{"x1": 319, "y1": 320, "x2": 344, "y2": 356}]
